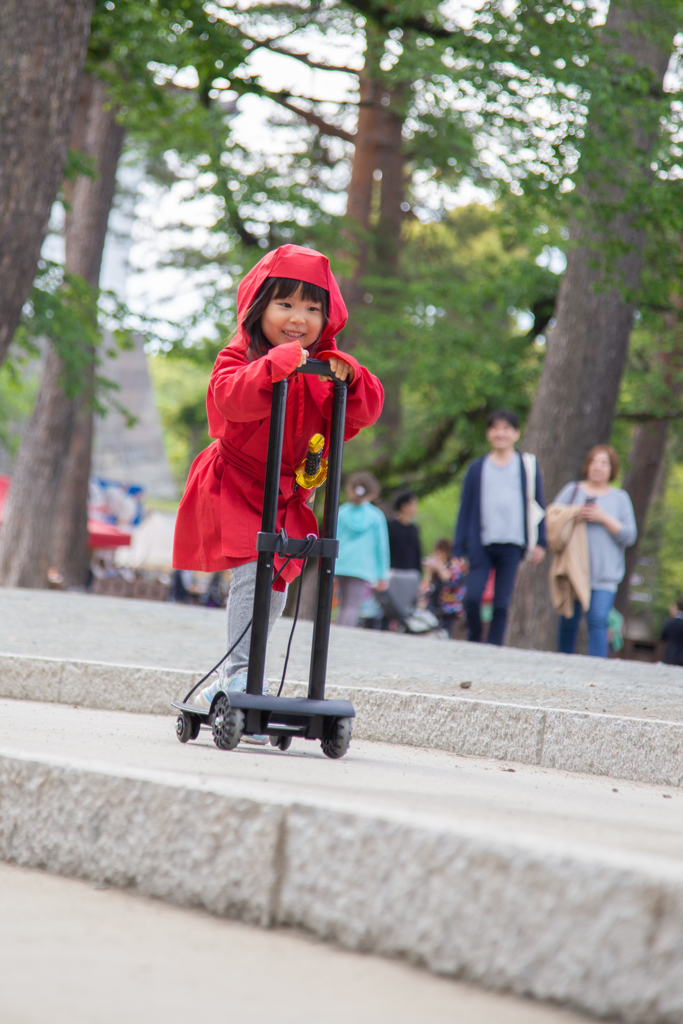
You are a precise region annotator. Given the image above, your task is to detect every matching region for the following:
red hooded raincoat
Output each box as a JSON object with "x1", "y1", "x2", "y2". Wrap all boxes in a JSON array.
[{"x1": 172, "y1": 245, "x2": 384, "y2": 589}]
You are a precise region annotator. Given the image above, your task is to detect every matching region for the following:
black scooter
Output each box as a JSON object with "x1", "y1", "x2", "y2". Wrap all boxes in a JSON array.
[{"x1": 172, "y1": 358, "x2": 355, "y2": 759}]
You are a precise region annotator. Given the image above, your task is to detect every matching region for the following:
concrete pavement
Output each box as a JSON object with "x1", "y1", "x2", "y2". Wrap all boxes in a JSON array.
[
  {"x1": 0, "y1": 861, "x2": 592, "y2": 1024},
  {"x1": 0, "y1": 698, "x2": 681, "y2": 1022}
]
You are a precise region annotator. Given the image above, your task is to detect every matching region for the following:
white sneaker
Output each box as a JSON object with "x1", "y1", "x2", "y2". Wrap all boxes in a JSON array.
[
  {"x1": 193, "y1": 677, "x2": 223, "y2": 709},
  {"x1": 192, "y1": 670, "x2": 258, "y2": 708}
]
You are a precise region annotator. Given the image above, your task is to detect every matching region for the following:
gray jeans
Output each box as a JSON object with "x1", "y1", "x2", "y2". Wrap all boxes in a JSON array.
[
  {"x1": 335, "y1": 575, "x2": 368, "y2": 627},
  {"x1": 220, "y1": 561, "x2": 288, "y2": 683}
]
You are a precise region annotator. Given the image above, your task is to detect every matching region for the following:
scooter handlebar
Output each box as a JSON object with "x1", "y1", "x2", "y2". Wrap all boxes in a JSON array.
[{"x1": 295, "y1": 358, "x2": 348, "y2": 382}]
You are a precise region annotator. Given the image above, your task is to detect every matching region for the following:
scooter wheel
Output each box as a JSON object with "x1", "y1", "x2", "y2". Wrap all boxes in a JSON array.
[
  {"x1": 321, "y1": 717, "x2": 352, "y2": 760},
  {"x1": 176, "y1": 713, "x2": 196, "y2": 744},
  {"x1": 269, "y1": 734, "x2": 292, "y2": 752},
  {"x1": 212, "y1": 696, "x2": 245, "y2": 750}
]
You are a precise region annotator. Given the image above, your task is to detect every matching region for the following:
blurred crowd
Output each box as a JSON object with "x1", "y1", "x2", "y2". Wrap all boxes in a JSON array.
[
  {"x1": 85, "y1": 411, "x2": 683, "y2": 665},
  {"x1": 331, "y1": 409, "x2": 646, "y2": 661}
]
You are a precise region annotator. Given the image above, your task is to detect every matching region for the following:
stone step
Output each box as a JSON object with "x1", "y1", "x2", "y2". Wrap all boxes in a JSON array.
[
  {"x1": 1, "y1": 651, "x2": 681, "y2": 788},
  {"x1": 3, "y1": 587, "x2": 683, "y2": 723},
  {"x1": 0, "y1": 699, "x2": 681, "y2": 1024}
]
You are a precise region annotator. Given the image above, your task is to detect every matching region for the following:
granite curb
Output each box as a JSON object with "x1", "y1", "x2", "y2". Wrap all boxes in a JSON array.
[
  {"x1": 1, "y1": 652, "x2": 681, "y2": 787},
  {"x1": 0, "y1": 748, "x2": 681, "y2": 1023}
]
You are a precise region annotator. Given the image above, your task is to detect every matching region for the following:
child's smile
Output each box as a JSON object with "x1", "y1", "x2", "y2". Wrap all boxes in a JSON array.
[{"x1": 261, "y1": 287, "x2": 324, "y2": 349}]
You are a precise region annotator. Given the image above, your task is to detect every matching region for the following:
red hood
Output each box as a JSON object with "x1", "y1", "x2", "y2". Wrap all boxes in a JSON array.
[{"x1": 231, "y1": 244, "x2": 347, "y2": 355}]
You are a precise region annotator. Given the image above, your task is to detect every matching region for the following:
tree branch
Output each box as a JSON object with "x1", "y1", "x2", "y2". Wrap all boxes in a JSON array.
[
  {"x1": 411, "y1": 454, "x2": 473, "y2": 497},
  {"x1": 239, "y1": 29, "x2": 360, "y2": 76},
  {"x1": 616, "y1": 409, "x2": 683, "y2": 422},
  {"x1": 371, "y1": 415, "x2": 459, "y2": 479},
  {"x1": 227, "y1": 76, "x2": 356, "y2": 141},
  {"x1": 268, "y1": 91, "x2": 356, "y2": 143},
  {"x1": 223, "y1": 193, "x2": 259, "y2": 248},
  {"x1": 344, "y1": 0, "x2": 458, "y2": 39}
]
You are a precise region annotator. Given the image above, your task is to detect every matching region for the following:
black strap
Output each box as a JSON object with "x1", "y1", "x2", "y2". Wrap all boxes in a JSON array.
[
  {"x1": 277, "y1": 534, "x2": 318, "y2": 696},
  {"x1": 180, "y1": 547, "x2": 308, "y2": 704}
]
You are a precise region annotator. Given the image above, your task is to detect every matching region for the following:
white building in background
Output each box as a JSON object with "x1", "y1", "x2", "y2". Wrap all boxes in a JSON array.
[
  {"x1": 94, "y1": 167, "x2": 177, "y2": 502},
  {"x1": 92, "y1": 331, "x2": 177, "y2": 502}
]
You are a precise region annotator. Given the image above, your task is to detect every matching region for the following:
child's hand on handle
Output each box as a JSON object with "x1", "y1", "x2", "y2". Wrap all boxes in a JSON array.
[
  {"x1": 320, "y1": 355, "x2": 354, "y2": 382},
  {"x1": 297, "y1": 346, "x2": 308, "y2": 368}
]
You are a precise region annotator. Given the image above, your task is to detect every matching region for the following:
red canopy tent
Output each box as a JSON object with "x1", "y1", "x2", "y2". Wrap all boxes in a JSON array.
[
  {"x1": 86, "y1": 518, "x2": 132, "y2": 549},
  {"x1": 0, "y1": 474, "x2": 131, "y2": 549}
]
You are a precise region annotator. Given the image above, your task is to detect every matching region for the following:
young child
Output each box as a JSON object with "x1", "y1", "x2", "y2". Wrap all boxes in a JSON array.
[
  {"x1": 423, "y1": 538, "x2": 466, "y2": 638},
  {"x1": 334, "y1": 471, "x2": 389, "y2": 627},
  {"x1": 173, "y1": 245, "x2": 384, "y2": 727}
]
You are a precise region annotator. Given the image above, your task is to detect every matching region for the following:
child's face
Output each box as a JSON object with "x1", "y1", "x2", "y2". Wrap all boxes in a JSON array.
[{"x1": 261, "y1": 286, "x2": 324, "y2": 350}]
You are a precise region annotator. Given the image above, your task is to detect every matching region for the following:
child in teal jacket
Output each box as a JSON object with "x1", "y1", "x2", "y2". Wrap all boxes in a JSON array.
[{"x1": 335, "y1": 471, "x2": 389, "y2": 626}]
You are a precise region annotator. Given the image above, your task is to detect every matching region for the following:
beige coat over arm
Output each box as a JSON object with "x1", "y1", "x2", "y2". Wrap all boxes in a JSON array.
[{"x1": 545, "y1": 503, "x2": 590, "y2": 618}]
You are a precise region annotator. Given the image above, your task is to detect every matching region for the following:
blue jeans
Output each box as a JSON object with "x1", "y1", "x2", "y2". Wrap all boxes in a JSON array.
[
  {"x1": 464, "y1": 543, "x2": 525, "y2": 646},
  {"x1": 557, "y1": 589, "x2": 615, "y2": 658}
]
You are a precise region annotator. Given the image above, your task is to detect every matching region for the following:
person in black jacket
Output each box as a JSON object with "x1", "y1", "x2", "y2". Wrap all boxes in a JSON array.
[
  {"x1": 387, "y1": 490, "x2": 422, "y2": 571},
  {"x1": 453, "y1": 410, "x2": 546, "y2": 645}
]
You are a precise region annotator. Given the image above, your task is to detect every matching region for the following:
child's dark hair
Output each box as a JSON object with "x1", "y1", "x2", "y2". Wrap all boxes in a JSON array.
[
  {"x1": 243, "y1": 276, "x2": 329, "y2": 360},
  {"x1": 393, "y1": 489, "x2": 417, "y2": 512},
  {"x1": 486, "y1": 409, "x2": 520, "y2": 430}
]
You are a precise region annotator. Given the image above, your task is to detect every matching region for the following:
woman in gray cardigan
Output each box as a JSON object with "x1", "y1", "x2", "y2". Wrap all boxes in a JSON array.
[{"x1": 555, "y1": 445, "x2": 636, "y2": 658}]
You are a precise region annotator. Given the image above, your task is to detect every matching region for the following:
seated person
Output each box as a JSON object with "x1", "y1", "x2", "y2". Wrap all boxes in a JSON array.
[
  {"x1": 423, "y1": 538, "x2": 466, "y2": 638},
  {"x1": 661, "y1": 601, "x2": 683, "y2": 666}
]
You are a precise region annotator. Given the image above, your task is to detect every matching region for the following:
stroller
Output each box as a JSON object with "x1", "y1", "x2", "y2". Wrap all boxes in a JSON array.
[{"x1": 374, "y1": 568, "x2": 440, "y2": 635}]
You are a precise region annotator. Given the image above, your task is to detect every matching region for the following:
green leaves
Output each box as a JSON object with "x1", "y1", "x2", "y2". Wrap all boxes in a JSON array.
[
  {"x1": 343, "y1": 203, "x2": 557, "y2": 492},
  {"x1": 15, "y1": 263, "x2": 100, "y2": 400}
]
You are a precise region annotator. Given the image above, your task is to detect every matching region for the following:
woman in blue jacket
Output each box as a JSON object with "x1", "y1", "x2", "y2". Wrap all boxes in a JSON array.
[{"x1": 335, "y1": 471, "x2": 390, "y2": 626}]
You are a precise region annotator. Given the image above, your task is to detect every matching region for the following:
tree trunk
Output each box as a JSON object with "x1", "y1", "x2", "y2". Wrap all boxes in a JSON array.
[
  {"x1": 0, "y1": 76, "x2": 123, "y2": 589},
  {"x1": 342, "y1": 66, "x2": 406, "y2": 447},
  {"x1": 52, "y1": 77, "x2": 125, "y2": 587},
  {"x1": 341, "y1": 72, "x2": 405, "y2": 344},
  {"x1": 342, "y1": 73, "x2": 383, "y2": 321},
  {"x1": 0, "y1": 350, "x2": 76, "y2": 586},
  {"x1": 505, "y1": 0, "x2": 675, "y2": 650},
  {"x1": 51, "y1": 385, "x2": 96, "y2": 587},
  {"x1": 0, "y1": 0, "x2": 93, "y2": 367},
  {"x1": 613, "y1": 419, "x2": 669, "y2": 615},
  {"x1": 614, "y1": 318, "x2": 683, "y2": 614},
  {"x1": 372, "y1": 83, "x2": 406, "y2": 441}
]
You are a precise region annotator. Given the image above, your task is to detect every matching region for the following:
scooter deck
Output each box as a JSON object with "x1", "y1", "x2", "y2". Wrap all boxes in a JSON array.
[
  {"x1": 173, "y1": 693, "x2": 355, "y2": 742},
  {"x1": 172, "y1": 694, "x2": 355, "y2": 719}
]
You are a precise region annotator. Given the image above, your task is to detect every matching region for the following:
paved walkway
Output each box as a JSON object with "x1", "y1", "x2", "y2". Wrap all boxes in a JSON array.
[
  {"x1": 2, "y1": 588, "x2": 682, "y2": 721},
  {"x1": 0, "y1": 861, "x2": 590, "y2": 1024}
]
